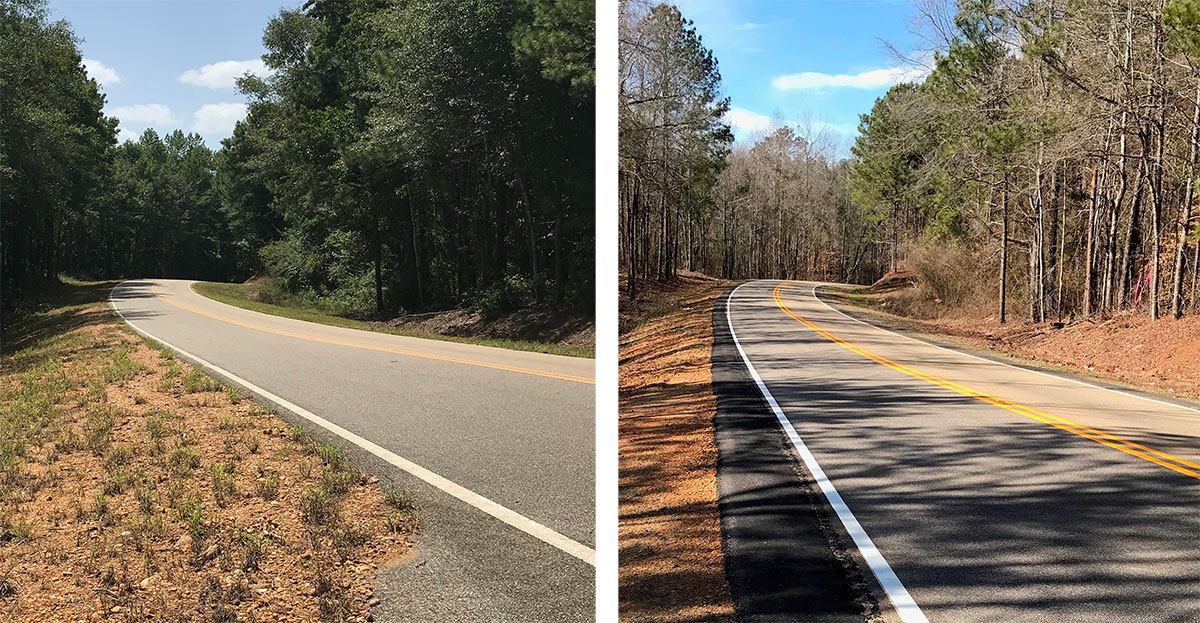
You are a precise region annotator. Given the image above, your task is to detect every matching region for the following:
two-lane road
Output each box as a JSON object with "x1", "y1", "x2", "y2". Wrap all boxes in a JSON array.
[
  {"x1": 111, "y1": 279, "x2": 594, "y2": 622},
  {"x1": 723, "y1": 279, "x2": 1200, "y2": 622}
]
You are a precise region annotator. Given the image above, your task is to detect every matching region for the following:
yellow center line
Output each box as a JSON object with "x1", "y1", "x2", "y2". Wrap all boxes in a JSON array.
[
  {"x1": 147, "y1": 284, "x2": 594, "y2": 385},
  {"x1": 770, "y1": 281, "x2": 1200, "y2": 481}
]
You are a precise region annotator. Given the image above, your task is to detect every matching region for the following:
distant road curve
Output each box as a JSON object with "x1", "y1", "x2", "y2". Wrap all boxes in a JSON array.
[
  {"x1": 721, "y1": 279, "x2": 1200, "y2": 622},
  {"x1": 111, "y1": 279, "x2": 595, "y2": 622}
]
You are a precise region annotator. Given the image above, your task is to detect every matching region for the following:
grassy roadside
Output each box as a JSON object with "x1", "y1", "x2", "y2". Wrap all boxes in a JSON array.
[
  {"x1": 619, "y1": 273, "x2": 735, "y2": 622},
  {"x1": 0, "y1": 279, "x2": 417, "y2": 622},
  {"x1": 193, "y1": 281, "x2": 594, "y2": 359}
]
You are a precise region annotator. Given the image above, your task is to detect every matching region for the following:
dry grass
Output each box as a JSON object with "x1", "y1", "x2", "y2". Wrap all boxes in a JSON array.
[{"x1": 0, "y1": 280, "x2": 417, "y2": 622}]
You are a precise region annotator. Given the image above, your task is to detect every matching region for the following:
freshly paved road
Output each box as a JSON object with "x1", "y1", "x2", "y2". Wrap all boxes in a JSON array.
[
  {"x1": 111, "y1": 279, "x2": 594, "y2": 622},
  {"x1": 725, "y1": 279, "x2": 1200, "y2": 622}
]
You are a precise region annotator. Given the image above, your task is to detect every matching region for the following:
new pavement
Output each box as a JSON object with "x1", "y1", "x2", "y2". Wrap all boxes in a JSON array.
[
  {"x1": 721, "y1": 279, "x2": 1200, "y2": 622},
  {"x1": 111, "y1": 279, "x2": 594, "y2": 622}
]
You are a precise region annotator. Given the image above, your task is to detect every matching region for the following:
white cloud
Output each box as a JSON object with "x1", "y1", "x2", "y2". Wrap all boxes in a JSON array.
[
  {"x1": 735, "y1": 22, "x2": 763, "y2": 31},
  {"x1": 192, "y1": 103, "x2": 247, "y2": 134},
  {"x1": 83, "y1": 58, "x2": 120, "y2": 87},
  {"x1": 178, "y1": 59, "x2": 269, "y2": 89},
  {"x1": 772, "y1": 64, "x2": 930, "y2": 91},
  {"x1": 109, "y1": 104, "x2": 175, "y2": 126},
  {"x1": 724, "y1": 106, "x2": 773, "y2": 134},
  {"x1": 117, "y1": 127, "x2": 140, "y2": 143}
]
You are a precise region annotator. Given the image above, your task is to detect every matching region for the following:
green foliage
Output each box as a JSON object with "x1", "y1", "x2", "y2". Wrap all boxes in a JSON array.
[
  {"x1": 1166, "y1": 0, "x2": 1200, "y2": 55},
  {"x1": 473, "y1": 275, "x2": 532, "y2": 319}
]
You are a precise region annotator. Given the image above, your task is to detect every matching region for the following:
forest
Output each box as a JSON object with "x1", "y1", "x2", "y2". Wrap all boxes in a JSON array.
[
  {"x1": 619, "y1": 0, "x2": 1200, "y2": 324},
  {"x1": 1, "y1": 0, "x2": 594, "y2": 318}
]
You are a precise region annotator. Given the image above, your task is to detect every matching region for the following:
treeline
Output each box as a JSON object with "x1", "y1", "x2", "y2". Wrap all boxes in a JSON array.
[
  {"x1": 621, "y1": 0, "x2": 1200, "y2": 326},
  {"x1": 2, "y1": 0, "x2": 594, "y2": 317},
  {"x1": 617, "y1": 2, "x2": 892, "y2": 299},
  {"x1": 850, "y1": 0, "x2": 1200, "y2": 323}
]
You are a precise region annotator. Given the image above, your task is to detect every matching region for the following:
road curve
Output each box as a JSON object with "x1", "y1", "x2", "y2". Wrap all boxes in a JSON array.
[
  {"x1": 111, "y1": 279, "x2": 595, "y2": 622},
  {"x1": 725, "y1": 279, "x2": 1200, "y2": 622}
]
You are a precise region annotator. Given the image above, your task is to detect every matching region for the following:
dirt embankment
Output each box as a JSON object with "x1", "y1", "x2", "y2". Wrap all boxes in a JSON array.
[
  {"x1": 619, "y1": 272, "x2": 735, "y2": 622},
  {"x1": 829, "y1": 277, "x2": 1200, "y2": 402},
  {"x1": 375, "y1": 306, "x2": 594, "y2": 352},
  {"x1": 0, "y1": 281, "x2": 417, "y2": 623}
]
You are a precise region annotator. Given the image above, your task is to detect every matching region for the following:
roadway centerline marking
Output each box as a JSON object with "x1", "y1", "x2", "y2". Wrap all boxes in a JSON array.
[
  {"x1": 110, "y1": 281, "x2": 597, "y2": 566},
  {"x1": 146, "y1": 282, "x2": 593, "y2": 385},
  {"x1": 726, "y1": 283, "x2": 929, "y2": 623},
  {"x1": 771, "y1": 281, "x2": 1200, "y2": 481}
]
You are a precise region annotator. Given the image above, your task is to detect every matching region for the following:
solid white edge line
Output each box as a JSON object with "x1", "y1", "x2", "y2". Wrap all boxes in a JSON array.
[
  {"x1": 726, "y1": 281, "x2": 928, "y2": 623},
  {"x1": 808, "y1": 284, "x2": 1200, "y2": 415},
  {"x1": 110, "y1": 280, "x2": 596, "y2": 567}
]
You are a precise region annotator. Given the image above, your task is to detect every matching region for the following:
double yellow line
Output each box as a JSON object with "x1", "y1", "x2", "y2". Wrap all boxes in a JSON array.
[
  {"x1": 771, "y1": 282, "x2": 1200, "y2": 481},
  {"x1": 149, "y1": 284, "x2": 594, "y2": 385}
]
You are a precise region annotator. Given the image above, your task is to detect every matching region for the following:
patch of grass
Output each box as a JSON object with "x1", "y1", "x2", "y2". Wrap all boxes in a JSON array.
[
  {"x1": 255, "y1": 466, "x2": 280, "y2": 500},
  {"x1": 194, "y1": 281, "x2": 593, "y2": 358},
  {"x1": 102, "y1": 468, "x2": 131, "y2": 495},
  {"x1": 316, "y1": 444, "x2": 345, "y2": 469},
  {"x1": 84, "y1": 406, "x2": 119, "y2": 456},
  {"x1": 183, "y1": 368, "x2": 221, "y2": 393},
  {"x1": 289, "y1": 424, "x2": 309, "y2": 445},
  {"x1": 105, "y1": 445, "x2": 133, "y2": 470},
  {"x1": 181, "y1": 496, "x2": 205, "y2": 541},
  {"x1": 170, "y1": 446, "x2": 201, "y2": 477},
  {"x1": 93, "y1": 493, "x2": 113, "y2": 525},
  {"x1": 227, "y1": 386, "x2": 248, "y2": 404},
  {"x1": 136, "y1": 487, "x2": 154, "y2": 515},
  {"x1": 102, "y1": 343, "x2": 146, "y2": 383},
  {"x1": 237, "y1": 529, "x2": 266, "y2": 571},
  {"x1": 321, "y1": 467, "x2": 358, "y2": 496},
  {"x1": 383, "y1": 486, "x2": 417, "y2": 512},
  {"x1": 299, "y1": 486, "x2": 339, "y2": 526},
  {"x1": 0, "y1": 512, "x2": 33, "y2": 544},
  {"x1": 211, "y1": 462, "x2": 237, "y2": 507}
]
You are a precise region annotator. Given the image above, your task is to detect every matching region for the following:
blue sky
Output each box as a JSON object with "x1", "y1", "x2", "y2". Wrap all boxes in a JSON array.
[
  {"x1": 672, "y1": 0, "x2": 940, "y2": 154},
  {"x1": 50, "y1": 0, "x2": 293, "y2": 148}
]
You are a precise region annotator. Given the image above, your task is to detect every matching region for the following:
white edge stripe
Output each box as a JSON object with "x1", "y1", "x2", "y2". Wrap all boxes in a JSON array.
[
  {"x1": 810, "y1": 284, "x2": 1200, "y2": 415},
  {"x1": 109, "y1": 280, "x2": 596, "y2": 566},
  {"x1": 725, "y1": 282, "x2": 928, "y2": 623}
]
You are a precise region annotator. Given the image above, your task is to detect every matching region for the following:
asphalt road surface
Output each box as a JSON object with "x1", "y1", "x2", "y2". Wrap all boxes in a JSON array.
[
  {"x1": 111, "y1": 279, "x2": 595, "y2": 622},
  {"x1": 724, "y1": 279, "x2": 1200, "y2": 622}
]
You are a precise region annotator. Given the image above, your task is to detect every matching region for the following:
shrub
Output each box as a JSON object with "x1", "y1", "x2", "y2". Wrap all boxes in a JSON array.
[{"x1": 472, "y1": 274, "x2": 531, "y2": 320}]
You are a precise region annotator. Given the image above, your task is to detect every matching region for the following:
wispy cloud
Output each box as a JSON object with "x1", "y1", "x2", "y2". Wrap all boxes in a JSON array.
[
  {"x1": 772, "y1": 64, "x2": 929, "y2": 91},
  {"x1": 83, "y1": 58, "x2": 120, "y2": 87},
  {"x1": 109, "y1": 104, "x2": 175, "y2": 126},
  {"x1": 724, "y1": 106, "x2": 773, "y2": 134},
  {"x1": 117, "y1": 127, "x2": 140, "y2": 143},
  {"x1": 735, "y1": 21, "x2": 763, "y2": 31},
  {"x1": 192, "y1": 103, "x2": 247, "y2": 134},
  {"x1": 178, "y1": 59, "x2": 269, "y2": 89}
]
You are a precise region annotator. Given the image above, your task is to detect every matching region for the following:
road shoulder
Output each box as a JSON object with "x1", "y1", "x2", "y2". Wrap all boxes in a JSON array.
[{"x1": 712, "y1": 286, "x2": 885, "y2": 623}]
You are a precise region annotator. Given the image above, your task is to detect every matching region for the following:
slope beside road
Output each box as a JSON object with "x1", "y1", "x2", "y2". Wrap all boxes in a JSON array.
[
  {"x1": 111, "y1": 279, "x2": 595, "y2": 622},
  {"x1": 723, "y1": 279, "x2": 1200, "y2": 622}
]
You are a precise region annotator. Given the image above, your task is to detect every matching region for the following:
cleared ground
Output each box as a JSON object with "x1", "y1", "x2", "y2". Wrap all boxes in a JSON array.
[
  {"x1": 0, "y1": 279, "x2": 415, "y2": 622},
  {"x1": 618, "y1": 273, "x2": 735, "y2": 622}
]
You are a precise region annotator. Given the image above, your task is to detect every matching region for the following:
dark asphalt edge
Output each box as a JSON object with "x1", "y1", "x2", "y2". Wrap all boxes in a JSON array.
[
  {"x1": 711, "y1": 285, "x2": 887, "y2": 623},
  {"x1": 813, "y1": 285, "x2": 1200, "y2": 414}
]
